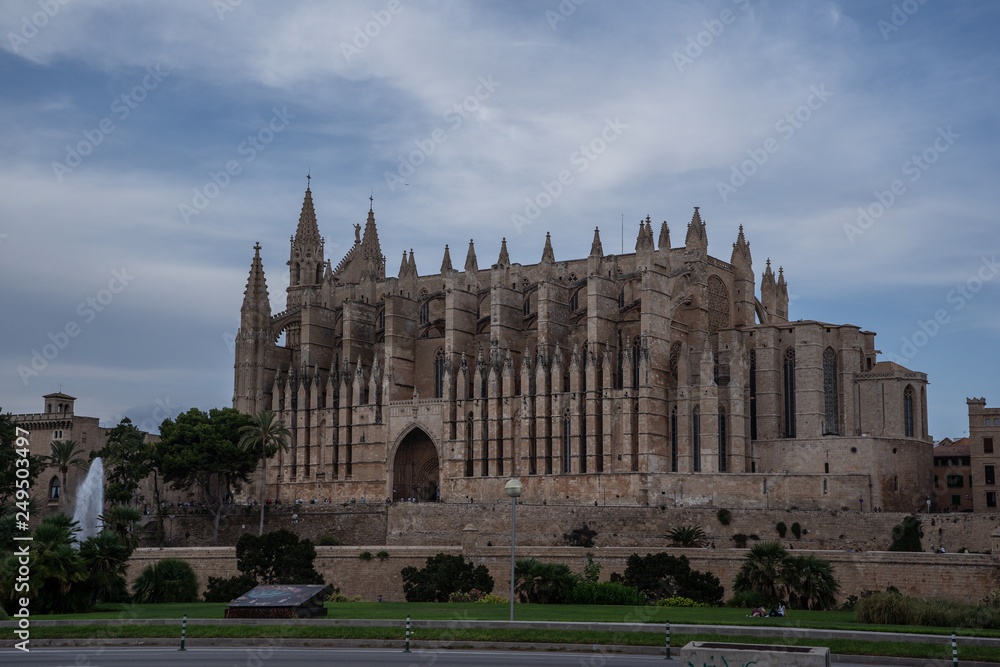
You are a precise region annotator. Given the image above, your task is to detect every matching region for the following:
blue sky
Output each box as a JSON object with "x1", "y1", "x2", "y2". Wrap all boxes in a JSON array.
[{"x1": 0, "y1": 0, "x2": 997, "y2": 439}]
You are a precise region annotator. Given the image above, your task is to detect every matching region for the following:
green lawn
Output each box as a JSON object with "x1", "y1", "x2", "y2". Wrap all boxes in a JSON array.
[{"x1": 36, "y1": 602, "x2": 1000, "y2": 638}]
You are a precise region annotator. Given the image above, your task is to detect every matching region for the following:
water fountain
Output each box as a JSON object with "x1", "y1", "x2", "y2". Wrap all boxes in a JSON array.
[{"x1": 71, "y1": 457, "x2": 104, "y2": 545}]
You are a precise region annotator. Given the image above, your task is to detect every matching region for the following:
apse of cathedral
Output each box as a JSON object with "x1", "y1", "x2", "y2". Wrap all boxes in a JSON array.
[{"x1": 233, "y1": 187, "x2": 933, "y2": 511}]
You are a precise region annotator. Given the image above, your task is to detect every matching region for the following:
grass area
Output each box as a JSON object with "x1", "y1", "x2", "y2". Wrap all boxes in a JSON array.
[
  {"x1": 23, "y1": 623, "x2": 1000, "y2": 662},
  {"x1": 38, "y1": 602, "x2": 1000, "y2": 638}
]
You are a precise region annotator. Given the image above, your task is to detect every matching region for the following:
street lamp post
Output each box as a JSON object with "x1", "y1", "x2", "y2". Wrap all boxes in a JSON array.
[
  {"x1": 168, "y1": 515, "x2": 174, "y2": 543},
  {"x1": 504, "y1": 478, "x2": 523, "y2": 623}
]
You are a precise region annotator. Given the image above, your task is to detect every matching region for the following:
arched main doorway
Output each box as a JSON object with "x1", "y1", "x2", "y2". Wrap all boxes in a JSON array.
[{"x1": 392, "y1": 428, "x2": 439, "y2": 502}]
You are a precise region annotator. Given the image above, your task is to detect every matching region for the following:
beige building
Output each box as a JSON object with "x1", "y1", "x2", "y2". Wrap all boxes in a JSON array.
[
  {"x1": 233, "y1": 187, "x2": 934, "y2": 511},
  {"x1": 932, "y1": 438, "x2": 973, "y2": 512},
  {"x1": 968, "y1": 398, "x2": 1000, "y2": 511},
  {"x1": 15, "y1": 392, "x2": 159, "y2": 520}
]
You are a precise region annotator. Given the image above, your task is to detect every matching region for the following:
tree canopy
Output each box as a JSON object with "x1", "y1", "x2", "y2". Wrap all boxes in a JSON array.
[
  {"x1": 156, "y1": 407, "x2": 256, "y2": 545},
  {"x1": 94, "y1": 418, "x2": 156, "y2": 506},
  {"x1": 0, "y1": 411, "x2": 45, "y2": 514},
  {"x1": 400, "y1": 554, "x2": 494, "y2": 602}
]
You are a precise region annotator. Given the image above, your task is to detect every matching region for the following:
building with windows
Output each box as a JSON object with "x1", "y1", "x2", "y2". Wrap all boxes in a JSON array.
[
  {"x1": 968, "y1": 398, "x2": 1000, "y2": 511},
  {"x1": 233, "y1": 187, "x2": 934, "y2": 510},
  {"x1": 14, "y1": 392, "x2": 158, "y2": 520},
  {"x1": 932, "y1": 438, "x2": 973, "y2": 511}
]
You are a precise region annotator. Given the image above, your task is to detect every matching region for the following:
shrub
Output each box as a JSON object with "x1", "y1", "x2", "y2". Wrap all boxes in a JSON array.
[
  {"x1": 655, "y1": 596, "x2": 711, "y2": 608},
  {"x1": 855, "y1": 591, "x2": 912, "y2": 625},
  {"x1": 716, "y1": 508, "x2": 732, "y2": 526},
  {"x1": 376, "y1": 550, "x2": 390, "y2": 560},
  {"x1": 317, "y1": 536, "x2": 340, "y2": 546},
  {"x1": 726, "y1": 589, "x2": 764, "y2": 608},
  {"x1": 401, "y1": 554, "x2": 494, "y2": 602},
  {"x1": 775, "y1": 522, "x2": 787, "y2": 538},
  {"x1": 132, "y1": 558, "x2": 198, "y2": 603},
  {"x1": 667, "y1": 525, "x2": 706, "y2": 548},
  {"x1": 477, "y1": 593, "x2": 508, "y2": 604},
  {"x1": 748, "y1": 534, "x2": 761, "y2": 541},
  {"x1": 359, "y1": 551, "x2": 373, "y2": 561},
  {"x1": 327, "y1": 591, "x2": 363, "y2": 602},
  {"x1": 731, "y1": 534, "x2": 748, "y2": 548},
  {"x1": 566, "y1": 581, "x2": 645, "y2": 606},
  {"x1": 791, "y1": 522, "x2": 802, "y2": 539},
  {"x1": 888, "y1": 516, "x2": 924, "y2": 552},
  {"x1": 203, "y1": 573, "x2": 258, "y2": 603},
  {"x1": 448, "y1": 588, "x2": 485, "y2": 603},
  {"x1": 982, "y1": 587, "x2": 1000, "y2": 608},
  {"x1": 515, "y1": 558, "x2": 580, "y2": 604},
  {"x1": 563, "y1": 524, "x2": 597, "y2": 547},
  {"x1": 236, "y1": 530, "x2": 324, "y2": 584},
  {"x1": 583, "y1": 554, "x2": 601, "y2": 583},
  {"x1": 610, "y1": 553, "x2": 723, "y2": 606}
]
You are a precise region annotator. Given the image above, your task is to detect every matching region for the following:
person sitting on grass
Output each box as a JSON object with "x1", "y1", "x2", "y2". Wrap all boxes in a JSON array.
[{"x1": 748, "y1": 607, "x2": 766, "y2": 617}]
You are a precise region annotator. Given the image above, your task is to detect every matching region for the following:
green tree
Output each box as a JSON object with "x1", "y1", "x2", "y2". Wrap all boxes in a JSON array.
[
  {"x1": 0, "y1": 411, "x2": 46, "y2": 515},
  {"x1": 155, "y1": 407, "x2": 255, "y2": 545},
  {"x1": 667, "y1": 524, "x2": 707, "y2": 548},
  {"x1": 888, "y1": 515, "x2": 924, "y2": 552},
  {"x1": 237, "y1": 410, "x2": 291, "y2": 535},
  {"x1": 732, "y1": 541, "x2": 790, "y2": 606},
  {"x1": 94, "y1": 418, "x2": 159, "y2": 512},
  {"x1": 235, "y1": 529, "x2": 324, "y2": 585},
  {"x1": 400, "y1": 553, "x2": 494, "y2": 602},
  {"x1": 0, "y1": 514, "x2": 89, "y2": 614},
  {"x1": 101, "y1": 504, "x2": 142, "y2": 557},
  {"x1": 78, "y1": 531, "x2": 130, "y2": 606},
  {"x1": 784, "y1": 554, "x2": 840, "y2": 610},
  {"x1": 132, "y1": 558, "x2": 199, "y2": 603},
  {"x1": 514, "y1": 558, "x2": 580, "y2": 604},
  {"x1": 46, "y1": 440, "x2": 87, "y2": 511},
  {"x1": 611, "y1": 552, "x2": 723, "y2": 605}
]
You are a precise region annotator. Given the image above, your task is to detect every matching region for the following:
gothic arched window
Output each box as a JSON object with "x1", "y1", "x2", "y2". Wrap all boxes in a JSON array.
[
  {"x1": 632, "y1": 338, "x2": 641, "y2": 389},
  {"x1": 465, "y1": 412, "x2": 474, "y2": 477},
  {"x1": 749, "y1": 349, "x2": 757, "y2": 441},
  {"x1": 562, "y1": 410, "x2": 571, "y2": 474},
  {"x1": 823, "y1": 347, "x2": 839, "y2": 435},
  {"x1": 49, "y1": 477, "x2": 60, "y2": 500},
  {"x1": 419, "y1": 301, "x2": 429, "y2": 325},
  {"x1": 718, "y1": 406, "x2": 727, "y2": 472},
  {"x1": 434, "y1": 349, "x2": 445, "y2": 398},
  {"x1": 783, "y1": 348, "x2": 796, "y2": 438},
  {"x1": 670, "y1": 406, "x2": 678, "y2": 472},
  {"x1": 904, "y1": 385, "x2": 914, "y2": 437},
  {"x1": 569, "y1": 290, "x2": 579, "y2": 312},
  {"x1": 692, "y1": 406, "x2": 702, "y2": 472}
]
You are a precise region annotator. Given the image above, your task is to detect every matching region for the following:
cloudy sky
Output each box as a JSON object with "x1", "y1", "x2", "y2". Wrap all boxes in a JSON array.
[{"x1": 1, "y1": 0, "x2": 996, "y2": 439}]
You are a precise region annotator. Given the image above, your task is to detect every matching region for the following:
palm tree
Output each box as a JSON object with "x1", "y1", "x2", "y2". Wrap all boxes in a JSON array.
[
  {"x1": 732, "y1": 540, "x2": 790, "y2": 606},
  {"x1": 238, "y1": 410, "x2": 292, "y2": 535},
  {"x1": 46, "y1": 440, "x2": 87, "y2": 511},
  {"x1": 785, "y1": 554, "x2": 840, "y2": 610},
  {"x1": 100, "y1": 504, "x2": 142, "y2": 556},
  {"x1": 667, "y1": 524, "x2": 707, "y2": 548},
  {"x1": 514, "y1": 558, "x2": 580, "y2": 604}
]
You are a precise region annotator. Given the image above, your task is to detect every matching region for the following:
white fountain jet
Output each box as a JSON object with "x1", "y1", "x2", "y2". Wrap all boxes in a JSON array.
[{"x1": 71, "y1": 457, "x2": 105, "y2": 546}]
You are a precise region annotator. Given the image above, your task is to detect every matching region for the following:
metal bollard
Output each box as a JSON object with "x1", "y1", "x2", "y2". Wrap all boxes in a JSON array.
[
  {"x1": 404, "y1": 614, "x2": 411, "y2": 653},
  {"x1": 665, "y1": 619, "x2": 671, "y2": 660},
  {"x1": 952, "y1": 630, "x2": 957, "y2": 666},
  {"x1": 178, "y1": 614, "x2": 187, "y2": 651}
]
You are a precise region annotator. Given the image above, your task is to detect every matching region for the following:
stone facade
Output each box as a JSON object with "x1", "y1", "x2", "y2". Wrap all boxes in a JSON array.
[
  {"x1": 233, "y1": 188, "x2": 933, "y2": 511},
  {"x1": 14, "y1": 393, "x2": 159, "y2": 521},
  {"x1": 969, "y1": 398, "x2": 1000, "y2": 511},
  {"x1": 932, "y1": 438, "x2": 973, "y2": 512}
]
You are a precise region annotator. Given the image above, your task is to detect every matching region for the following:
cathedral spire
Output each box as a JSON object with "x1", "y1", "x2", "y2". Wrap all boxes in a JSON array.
[
  {"x1": 465, "y1": 239, "x2": 478, "y2": 274},
  {"x1": 541, "y1": 232, "x2": 555, "y2": 263},
  {"x1": 294, "y1": 185, "x2": 320, "y2": 243},
  {"x1": 731, "y1": 224, "x2": 751, "y2": 267},
  {"x1": 398, "y1": 250, "x2": 408, "y2": 278},
  {"x1": 685, "y1": 206, "x2": 707, "y2": 249},
  {"x1": 241, "y1": 242, "x2": 270, "y2": 317},
  {"x1": 407, "y1": 249, "x2": 417, "y2": 277},
  {"x1": 497, "y1": 237, "x2": 510, "y2": 267},
  {"x1": 590, "y1": 227, "x2": 603, "y2": 257},
  {"x1": 359, "y1": 201, "x2": 384, "y2": 281},
  {"x1": 658, "y1": 221, "x2": 670, "y2": 251},
  {"x1": 441, "y1": 244, "x2": 452, "y2": 273}
]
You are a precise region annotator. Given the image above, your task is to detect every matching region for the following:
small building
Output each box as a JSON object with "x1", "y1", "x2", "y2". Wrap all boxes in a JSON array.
[
  {"x1": 13, "y1": 392, "x2": 159, "y2": 521},
  {"x1": 932, "y1": 438, "x2": 972, "y2": 512},
  {"x1": 968, "y1": 398, "x2": 1000, "y2": 511},
  {"x1": 225, "y1": 584, "x2": 329, "y2": 618}
]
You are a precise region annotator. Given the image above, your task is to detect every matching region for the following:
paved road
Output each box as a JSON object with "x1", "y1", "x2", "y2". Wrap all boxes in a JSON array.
[{"x1": 0, "y1": 646, "x2": 950, "y2": 666}]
